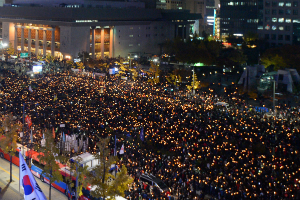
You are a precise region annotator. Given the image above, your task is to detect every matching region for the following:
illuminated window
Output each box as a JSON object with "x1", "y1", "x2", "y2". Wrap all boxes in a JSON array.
[
  {"x1": 286, "y1": 1, "x2": 292, "y2": 6},
  {"x1": 129, "y1": 44, "x2": 133, "y2": 46},
  {"x1": 272, "y1": 25, "x2": 277, "y2": 30},
  {"x1": 129, "y1": 35, "x2": 133, "y2": 37},
  {"x1": 279, "y1": 26, "x2": 284, "y2": 30},
  {"x1": 278, "y1": 2, "x2": 284, "y2": 6},
  {"x1": 272, "y1": 18, "x2": 277, "y2": 22},
  {"x1": 265, "y1": 25, "x2": 270, "y2": 30},
  {"x1": 286, "y1": 18, "x2": 291, "y2": 22},
  {"x1": 278, "y1": 18, "x2": 284, "y2": 22},
  {"x1": 228, "y1": 2, "x2": 234, "y2": 5}
]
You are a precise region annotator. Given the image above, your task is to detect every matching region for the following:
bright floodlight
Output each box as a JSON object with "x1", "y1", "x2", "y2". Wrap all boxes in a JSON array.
[
  {"x1": 134, "y1": 55, "x2": 138, "y2": 58},
  {"x1": 2, "y1": 43, "x2": 7, "y2": 47}
]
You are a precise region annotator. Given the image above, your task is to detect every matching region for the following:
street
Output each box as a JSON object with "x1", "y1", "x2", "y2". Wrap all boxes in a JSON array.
[{"x1": 0, "y1": 158, "x2": 67, "y2": 200}]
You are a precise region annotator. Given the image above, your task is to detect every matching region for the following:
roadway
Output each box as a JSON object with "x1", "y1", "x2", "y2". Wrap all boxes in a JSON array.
[{"x1": 0, "y1": 158, "x2": 68, "y2": 200}]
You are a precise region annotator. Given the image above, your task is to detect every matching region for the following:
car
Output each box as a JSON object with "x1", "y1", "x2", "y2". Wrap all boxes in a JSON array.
[{"x1": 139, "y1": 173, "x2": 171, "y2": 195}]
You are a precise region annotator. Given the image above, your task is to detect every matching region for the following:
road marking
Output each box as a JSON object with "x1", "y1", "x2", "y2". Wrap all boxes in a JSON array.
[{"x1": 0, "y1": 165, "x2": 19, "y2": 180}]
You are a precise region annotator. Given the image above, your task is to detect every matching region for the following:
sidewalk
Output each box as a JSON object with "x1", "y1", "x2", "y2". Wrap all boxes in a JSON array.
[{"x1": 0, "y1": 158, "x2": 67, "y2": 200}]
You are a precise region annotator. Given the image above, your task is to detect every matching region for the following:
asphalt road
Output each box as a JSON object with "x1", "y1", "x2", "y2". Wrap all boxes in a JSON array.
[{"x1": 0, "y1": 158, "x2": 68, "y2": 200}]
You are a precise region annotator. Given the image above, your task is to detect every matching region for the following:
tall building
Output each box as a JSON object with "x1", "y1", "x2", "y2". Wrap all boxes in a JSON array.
[
  {"x1": 0, "y1": 0, "x2": 201, "y2": 59},
  {"x1": 258, "y1": 0, "x2": 300, "y2": 47},
  {"x1": 219, "y1": 0, "x2": 262, "y2": 39}
]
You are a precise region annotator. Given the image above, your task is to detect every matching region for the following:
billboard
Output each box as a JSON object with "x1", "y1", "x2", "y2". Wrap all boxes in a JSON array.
[{"x1": 32, "y1": 65, "x2": 42, "y2": 74}]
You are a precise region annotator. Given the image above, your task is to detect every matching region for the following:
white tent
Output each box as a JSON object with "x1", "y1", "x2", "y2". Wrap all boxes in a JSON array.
[{"x1": 71, "y1": 152, "x2": 99, "y2": 170}]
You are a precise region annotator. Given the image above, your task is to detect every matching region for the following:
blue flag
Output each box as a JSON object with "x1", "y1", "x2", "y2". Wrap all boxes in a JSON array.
[
  {"x1": 63, "y1": 132, "x2": 65, "y2": 142},
  {"x1": 140, "y1": 127, "x2": 144, "y2": 141}
]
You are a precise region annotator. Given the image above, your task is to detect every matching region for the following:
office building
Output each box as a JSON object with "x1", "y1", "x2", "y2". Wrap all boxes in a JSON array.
[
  {"x1": 0, "y1": 0, "x2": 201, "y2": 59},
  {"x1": 219, "y1": 0, "x2": 263, "y2": 39},
  {"x1": 258, "y1": 0, "x2": 300, "y2": 47}
]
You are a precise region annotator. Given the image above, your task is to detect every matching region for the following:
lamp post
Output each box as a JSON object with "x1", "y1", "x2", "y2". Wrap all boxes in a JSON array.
[
  {"x1": 273, "y1": 79, "x2": 276, "y2": 114},
  {"x1": 192, "y1": 66, "x2": 195, "y2": 95}
]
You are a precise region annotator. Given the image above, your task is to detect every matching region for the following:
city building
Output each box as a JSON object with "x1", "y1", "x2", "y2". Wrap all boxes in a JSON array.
[
  {"x1": 258, "y1": 0, "x2": 300, "y2": 47},
  {"x1": 0, "y1": 0, "x2": 201, "y2": 60},
  {"x1": 219, "y1": 0, "x2": 263, "y2": 40}
]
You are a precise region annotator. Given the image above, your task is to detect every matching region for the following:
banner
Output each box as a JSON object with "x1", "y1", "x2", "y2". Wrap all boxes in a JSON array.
[
  {"x1": 19, "y1": 152, "x2": 47, "y2": 200},
  {"x1": 25, "y1": 115, "x2": 32, "y2": 128}
]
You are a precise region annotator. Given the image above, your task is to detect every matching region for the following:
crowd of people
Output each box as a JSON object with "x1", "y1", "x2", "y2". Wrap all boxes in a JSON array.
[{"x1": 0, "y1": 62, "x2": 300, "y2": 200}]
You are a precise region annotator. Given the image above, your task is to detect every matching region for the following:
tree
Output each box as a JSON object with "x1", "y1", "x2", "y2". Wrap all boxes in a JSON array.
[
  {"x1": 110, "y1": 165, "x2": 133, "y2": 197},
  {"x1": 66, "y1": 60, "x2": 75, "y2": 68},
  {"x1": 187, "y1": 73, "x2": 201, "y2": 92},
  {"x1": 76, "y1": 62, "x2": 85, "y2": 70},
  {"x1": 87, "y1": 137, "x2": 133, "y2": 200},
  {"x1": 228, "y1": 49, "x2": 247, "y2": 66},
  {"x1": 147, "y1": 62, "x2": 161, "y2": 84},
  {"x1": 45, "y1": 55, "x2": 55, "y2": 64},
  {"x1": 59, "y1": 149, "x2": 90, "y2": 200},
  {"x1": 261, "y1": 49, "x2": 285, "y2": 70},
  {"x1": 166, "y1": 70, "x2": 182, "y2": 87},
  {"x1": 78, "y1": 51, "x2": 90, "y2": 64},
  {"x1": 0, "y1": 113, "x2": 20, "y2": 182},
  {"x1": 37, "y1": 129, "x2": 63, "y2": 200},
  {"x1": 6, "y1": 42, "x2": 15, "y2": 56}
]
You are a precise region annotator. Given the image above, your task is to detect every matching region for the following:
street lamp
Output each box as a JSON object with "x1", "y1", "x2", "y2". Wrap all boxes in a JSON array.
[
  {"x1": 273, "y1": 79, "x2": 276, "y2": 114},
  {"x1": 192, "y1": 66, "x2": 195, "y2": 95}
]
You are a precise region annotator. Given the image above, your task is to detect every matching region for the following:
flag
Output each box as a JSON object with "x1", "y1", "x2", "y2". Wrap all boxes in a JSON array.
[
  {"x1": 29, "y1": 86, "x2": 33, "y2": 93},
  {"x1": 19, "y1": 152, "x2": 47, "y2": 200},
  {"x1": 119, "y1": 144, "x2": 124, "y2": 155},
  {"x1": 114, "y1": 135, "x2": 117, "y2": 156},
  {"x1": 52, "y1": 127, "x2": 55, "y2": 138},
  {"x1": 140, "y1": 126, "x2": 144, "y2": 142},
  {"x1": 63, "y1": 132, "x2": 65, "y2": 142},
  {"x1": 25, "y1": 115, "x2": 32, "y2": 128}
]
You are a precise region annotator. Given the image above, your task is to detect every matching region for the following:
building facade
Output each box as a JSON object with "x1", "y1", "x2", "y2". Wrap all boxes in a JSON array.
[
  {"x1": 0, "y1": 5, "x2": 201, "y2": 59},
  {"x1": 219, "y1": 0, "x2": 263, "y2": 39},
  {"x1": 258, "y1": 0, "x2": 300, "y2": 47}
]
